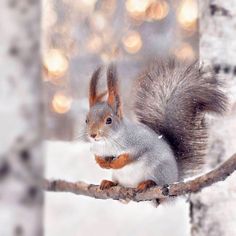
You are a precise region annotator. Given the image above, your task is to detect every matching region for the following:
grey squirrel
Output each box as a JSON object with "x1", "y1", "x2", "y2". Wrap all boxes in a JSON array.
[{"x1": 85, "y1": 59, "x2": 228, "y2": 192}]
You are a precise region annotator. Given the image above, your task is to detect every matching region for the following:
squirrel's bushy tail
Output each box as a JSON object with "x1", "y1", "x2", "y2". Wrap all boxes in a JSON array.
[{"x1": 134, "y1": 59, "x2": 228, "y2": 178}]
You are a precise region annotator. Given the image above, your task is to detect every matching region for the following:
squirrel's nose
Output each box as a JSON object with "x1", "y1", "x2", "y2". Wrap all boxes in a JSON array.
[{"x1": 90, "y1": 133, "x2": 97, "y2": 139}]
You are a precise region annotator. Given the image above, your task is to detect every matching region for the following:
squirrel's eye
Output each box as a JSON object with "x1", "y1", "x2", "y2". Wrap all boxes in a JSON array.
[
  {"x1": 106, "y1": 117, "x2": 112, "y2": 125},
  {"x1": 85, "y1": 119, "x2": 88, "y2": 124}
]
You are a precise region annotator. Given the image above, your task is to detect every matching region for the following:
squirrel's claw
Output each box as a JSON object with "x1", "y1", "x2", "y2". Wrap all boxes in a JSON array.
[
  {"x1": 99, "y1": 180, "x2": 118, "y2": 190},
  {"x1": 136, "y1": 180, "x2": 157, "y2": 193}
]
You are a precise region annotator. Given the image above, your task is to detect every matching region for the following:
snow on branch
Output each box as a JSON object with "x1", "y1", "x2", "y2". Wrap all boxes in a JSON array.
[{"x1": 44, "y1": 153, "x2": 236, "y2": 202}]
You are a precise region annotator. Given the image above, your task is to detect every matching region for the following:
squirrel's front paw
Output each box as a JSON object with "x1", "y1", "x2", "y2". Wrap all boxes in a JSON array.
[
  {"x1": 99, "y1": 180, "x2": 117, "y2": 190},
  {"x1": 109, "y1": 153, "x2": 131, "y2": 169},
  {"x1": 136, "y1": 180, "x2": 157, "y2": 193},
  {"x1": 95, "y1": 156, "x2": 113, "y2": 169}
]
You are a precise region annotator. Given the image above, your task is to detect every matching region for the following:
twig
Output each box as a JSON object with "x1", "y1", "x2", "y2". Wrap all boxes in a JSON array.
[{"x1": 44, "y1": 153, "x2": 236, "y2": 202}]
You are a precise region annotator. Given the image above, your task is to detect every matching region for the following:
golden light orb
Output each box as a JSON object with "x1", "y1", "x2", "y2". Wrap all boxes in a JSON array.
[
  {"x1": 80, "y1": 0, "x2": 97, "y2": 7},
  {"x1": 91, "y1": 13, "x2": 107, "y2": 31},
  {"x1": 122, "y1": 31, "x2": 142, "y2": 54},
  {"x1": 100, "y1": 0, "x2": 116, "y2": 16},
  {"x1": 174, "y1": 43, "x2": 195, "y2": 61},
  {"x1": 177, "y1": 0, "x2": 198, "y2": 30},
  {"x1": 126, "y1": 0, "x2": 154, "y2": 20},
  {"x1": 126, "y1": 0, "x2": 152, "y2": 14},
  {"x1": 87, "y1": 35, "x2": 103, "y2": 53},
  {"x1": 145, "y1": 0, "x2": 169, "y2": 21},
  {"x1": 43, "y1": 49, "x2": 69, "y2": 78},
  {"x1": 52, "y1": 92, "x2": 72, "y2": 114}
]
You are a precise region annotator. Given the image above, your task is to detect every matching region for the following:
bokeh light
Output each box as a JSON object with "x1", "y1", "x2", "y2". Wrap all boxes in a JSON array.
[
  {"x1": 52, "y1": 92, "x2": 73, "y2": 114},
  {"x1": 41, "y1": 0, "x2": 199, "y2": 138},
  {"x1": 126, "y1": 0, "x2": 152, "y2": 14},
  {"x1": 44, "y1": 49, "x2": 69, "y2": 78},
  {"x1": 87, "y1": 35, "x2": 103, "y2": 53},
  {"x1": 90, "y1": 13, "x2": 107, "y2": 31},
  {"x1": 177, "y1": 0, "x2": 198, "y2": 30},
  {"x1": 125, "y1": 0, "x2": 153, "y2": 20},
  {"x1": 99, "y1": 0, "x2": 116, "y2": 16},
  {"x1": 122, "y1": 31, "x2": 142, "y2": 54},
  {"x1": 80, "y1": 0, "x2": 97, "y2": 7},
  {"x1": 174, "y1": 43, "x2": 195, "y2": 61},
  {"x1": 145, "y1": 0, "x2": 169, "y2": 21}
]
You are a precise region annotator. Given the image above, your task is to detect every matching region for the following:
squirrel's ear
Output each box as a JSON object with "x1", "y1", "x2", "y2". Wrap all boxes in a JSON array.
[
  {"x1": 107, "y1": 64, "x2": 123, "y2": 118},
  {"x1": 89, "y1": 66, "x2": 107, "y2": 107}
]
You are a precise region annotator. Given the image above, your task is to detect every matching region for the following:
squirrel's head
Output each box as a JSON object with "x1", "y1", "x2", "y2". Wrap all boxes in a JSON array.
[{"x1": 86, "y1": 64, "x2": 123, "y2": 141}]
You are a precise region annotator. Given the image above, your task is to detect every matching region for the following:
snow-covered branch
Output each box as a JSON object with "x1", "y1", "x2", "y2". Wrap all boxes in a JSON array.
[{"x1": 44, "y1": 153, "x2": 236, "y2": 202}]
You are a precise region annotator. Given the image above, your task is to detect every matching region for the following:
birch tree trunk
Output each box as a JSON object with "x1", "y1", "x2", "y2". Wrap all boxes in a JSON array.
[
  {"x1": 0, "y1": 1, "x2": 43, "y2": 235},
  {"x1": 190, "y1": 1, "x2": 236, "y2": 236}
]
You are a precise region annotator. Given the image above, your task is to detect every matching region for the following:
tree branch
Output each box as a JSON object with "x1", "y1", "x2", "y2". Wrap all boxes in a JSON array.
[{"x1": 44, "y1": 153, "x2": 236, "y2": 202}]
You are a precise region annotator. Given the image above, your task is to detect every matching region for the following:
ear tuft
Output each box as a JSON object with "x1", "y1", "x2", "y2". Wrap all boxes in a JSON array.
[
  {"x1": 107, "y1": 64, "x2": 123, "y2": 118},
  {"x1": 89, "y1": 66, "x2": 102, "y2": 107}
]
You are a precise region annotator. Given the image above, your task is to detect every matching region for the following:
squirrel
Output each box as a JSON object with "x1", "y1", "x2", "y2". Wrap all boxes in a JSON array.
[{"x1": 85, "y1": 59, "x2": 228, "y2": 192}]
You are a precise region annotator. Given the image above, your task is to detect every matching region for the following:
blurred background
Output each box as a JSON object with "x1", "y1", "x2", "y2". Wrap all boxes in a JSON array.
[
  {"x1": 42, "y1": 0, "x2": 199, "y2": 140},
  {"x1": 43, "y1": 1, "x2": 198, "y2": 235}
]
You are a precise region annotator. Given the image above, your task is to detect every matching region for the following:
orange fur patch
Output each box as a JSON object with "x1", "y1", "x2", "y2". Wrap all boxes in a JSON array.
[
  {"x1": 109, "y1": 153, "x2": 132, "y2": 169},
  {"x1": 95, "y1": 155, "x2": 112, "y2": 169},
  {"x1": 95, "y1": 154, "x2": 132, "y2": 169}
]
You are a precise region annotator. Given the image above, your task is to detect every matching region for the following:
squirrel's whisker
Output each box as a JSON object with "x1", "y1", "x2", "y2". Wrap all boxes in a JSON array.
[{"x1": 73, "y1": 131, "x2": 88, "y2": 142}]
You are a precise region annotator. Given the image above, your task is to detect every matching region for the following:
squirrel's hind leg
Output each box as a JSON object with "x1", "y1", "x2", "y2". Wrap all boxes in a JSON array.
[
  {"x1": 136, "y1": 180, "x2": 164, "y2": 207},
  {"x1": 136, "y1": 180, "x2": 157, "y2": 193},
  {"x1": 99, "y1": 180, "x2": 118, "y2": 190}
]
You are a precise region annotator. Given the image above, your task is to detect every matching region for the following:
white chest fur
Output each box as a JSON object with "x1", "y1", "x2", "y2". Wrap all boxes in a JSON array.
[
  {"x1": 90, "y1": 139, "x2": 123, "y2": 157},
  {"x1": 90, "y1": 140, "x2": 149, "y2": 187},
  {"x1": 112, "y1": 159, "x2": 149, "y2": 188}
]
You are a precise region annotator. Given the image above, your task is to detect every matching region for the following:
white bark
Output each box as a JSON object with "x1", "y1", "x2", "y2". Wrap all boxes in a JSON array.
[
  {"x1": 191, "y1": 1, "x2": 236, "y2": 236},
  {"x1": 0, "y1": 1, "x2": 43, "y2": 236}
]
